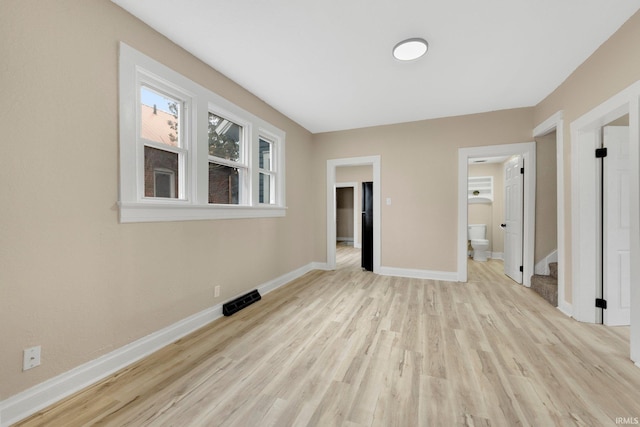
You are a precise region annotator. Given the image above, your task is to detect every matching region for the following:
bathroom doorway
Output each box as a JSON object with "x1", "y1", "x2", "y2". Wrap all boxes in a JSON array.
[
  {"x1": 467, "y1": 155, "x2": 521, "y2": 283},
  {"x1": 458, "y1": 142, "x2": 536, "y2": 285}
]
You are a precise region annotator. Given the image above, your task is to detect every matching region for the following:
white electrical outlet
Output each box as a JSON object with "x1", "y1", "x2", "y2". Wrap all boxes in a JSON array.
[
  {"x1": 23, "y1": 346, "x2": 41, "y2": 371},
  {"x1": 214, "y1": 285, "x2": 221, "y2": 298}
]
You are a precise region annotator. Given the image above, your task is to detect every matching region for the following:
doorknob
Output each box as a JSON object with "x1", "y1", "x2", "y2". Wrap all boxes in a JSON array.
[{"x1": 500, "y1": 224, "x2": 506, "y2": 228}]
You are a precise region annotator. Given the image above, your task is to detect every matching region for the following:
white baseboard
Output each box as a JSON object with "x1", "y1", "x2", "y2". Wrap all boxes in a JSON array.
[
  {"x1": 354, "y1": 243, "x2": 361, "y2": 249},
  {"x1": 491, "y1": 252, "x2": 504, "y2": 260},
  {"x1": 0, "y1": 262, "x2": 321, "y2": 427},
  {"x1": 379, "y1": 266, "x2": 458, "y2": 282},
  {"x1": 557, "y1": 301, "x2": 573, "y2": 318}
]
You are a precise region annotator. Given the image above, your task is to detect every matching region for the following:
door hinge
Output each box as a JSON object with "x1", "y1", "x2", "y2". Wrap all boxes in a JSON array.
[
  {"x1": 595, "y1": 147, "x2": 608, "y2": 158},
  {"x1": 520, "y1": 167, "x2": 524, "y2": 174},
  {"x1": 519, "y1": 265, "x2": 523, "y2": 272},
  {"x1": 595, "y1": 298, "x2": 607, "y2": 309}
]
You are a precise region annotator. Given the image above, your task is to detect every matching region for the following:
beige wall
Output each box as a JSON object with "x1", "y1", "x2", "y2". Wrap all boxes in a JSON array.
[
  {"x1": 312, "y1": 108, "x2": 534, "y2": 272},
  {"x1": 4, "y1": 0, "x2": 640, "y2": 407},
  {"x1": 468, "y1": 163, "x2": 505, "y2": 255},
  {"x1": 0, "y1": 0, "x2": 315, "y2": 399},
  {"x1": 534, "y1": 131, "x2": 558, "y2": 264},
  {"x1": 336, "y1": 166, "x2": 373, "y2": 246},
  {"x1": 534, "y1": 10, "x2": 640, "y2": 305}
]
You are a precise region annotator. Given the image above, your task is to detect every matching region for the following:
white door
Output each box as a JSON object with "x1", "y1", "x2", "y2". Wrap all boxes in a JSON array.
[
  {"x1": 603, "y1": 126, "x2": 631, "y2": 326},
  {"x1": 504, "y1": 156, "x2": 524, "y2": 283}
]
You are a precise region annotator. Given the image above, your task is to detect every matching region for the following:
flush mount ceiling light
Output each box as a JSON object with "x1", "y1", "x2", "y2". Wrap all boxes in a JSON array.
[{"x1": 392, "y1": 38, "x2": 429, "y2": 61}]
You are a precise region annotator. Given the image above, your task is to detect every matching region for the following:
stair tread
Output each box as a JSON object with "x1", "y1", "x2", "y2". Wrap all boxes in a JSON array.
[{"x1": 531, "y1": 274, "x2": 558, "y2": 307}]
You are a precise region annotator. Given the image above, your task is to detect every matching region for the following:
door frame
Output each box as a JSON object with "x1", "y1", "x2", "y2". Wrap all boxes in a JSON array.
[
  {"x1": 327, "y1": 156, "x2": 381, "y2": 272},
  {"x1": 458, "y1": 142, "x2": 536, "y2": 285},
  {"x1": 336, "y1": 182, "x2": 359, "y2": 246},
  {"x1": 570, "y1": 81, "x2": 640, "y2": 358},
  {"x1": 533, "y1": 111, "x2": 567, "y2": 314}
]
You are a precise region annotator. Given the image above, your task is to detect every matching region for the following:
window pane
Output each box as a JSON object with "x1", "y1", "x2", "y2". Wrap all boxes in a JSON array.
[
  {"x1": 209, "y1": 163, "x2": 239, "y2": 204},
  {"x1": 144, "y1": 146, "x2": 179, "y2": 198},
  {"x1": 140, "y1": 86, "x2": 181, "y2": 147},
  {"x1": 259, "y1": 172, "x2": 272, "y2": 204},
  {"x1": 259, "y1": 138, "x2": 272, "y2": 171},
  {"x1": 154, "y1": 170, "x2": 174, "y2": 198},
  {"x1": 208, "y1": 112, "x2": 242, "y2": 162}
]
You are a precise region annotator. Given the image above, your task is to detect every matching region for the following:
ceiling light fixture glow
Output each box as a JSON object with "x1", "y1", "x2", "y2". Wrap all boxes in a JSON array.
[{"x1": 392, "y1": 38, "x2": 428, "y2": 61}]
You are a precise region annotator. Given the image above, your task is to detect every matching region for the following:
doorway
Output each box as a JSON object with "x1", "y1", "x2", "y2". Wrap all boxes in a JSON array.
[
  {"x1": 335, "y1": 182, "x2": 360, "y2": 270},
  {"x1": 570, "y1": 80, "x2": 640, "y2": 365},
  {"x1": 458, "y1": 142, "x2": 536, "y2": 285},
  {"x1": 533, "y1": 112, "x2": 566, "y2": 313},
  {"x1": 326, "y1": 156, "x2": 381, "y2": 272},
  {"x1": 336, "y1": 184, "x2": 357, "y2": 246}
]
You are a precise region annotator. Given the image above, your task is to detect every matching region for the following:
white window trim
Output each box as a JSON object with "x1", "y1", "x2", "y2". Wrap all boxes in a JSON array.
[
  {"x1": 257, "y1": 129, "x2": 284, "y2": 206},
  {"x1": 118, "y1": 43, "x2": 286, "y2": 222}
]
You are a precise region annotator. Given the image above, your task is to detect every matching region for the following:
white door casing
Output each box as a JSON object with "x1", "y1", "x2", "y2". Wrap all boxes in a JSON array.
[
  {"x1": 603, "y1": 126, "x2": 631, "y2": 326},
  {"x1": 504, "y1": 155, "x2": 524, "y2": 284},
  {"x1": 569, "y1": 80, "x2": 640, "y2": 367},
  {"x1": 457, "y1": 142, "x2": 536, "y2": 285}
]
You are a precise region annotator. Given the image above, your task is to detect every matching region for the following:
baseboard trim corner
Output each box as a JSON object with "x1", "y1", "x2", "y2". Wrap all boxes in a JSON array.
[
  {"x1": 557, "y1": 301, "x2": 573, "y2": 318},
  {"x1": 379, "y1": 266, "x2": 458, "y2": 282},
  {"x1": 0, "y1": 261, "x2": 318, "y2": 427}
]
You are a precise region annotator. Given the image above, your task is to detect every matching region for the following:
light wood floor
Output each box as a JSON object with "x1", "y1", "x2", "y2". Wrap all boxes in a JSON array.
[{"x1": 17, "y1": 246, "x2": 640, "y2": 426}]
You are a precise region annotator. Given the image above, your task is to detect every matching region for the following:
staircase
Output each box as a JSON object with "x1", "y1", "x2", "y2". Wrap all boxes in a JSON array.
[{"x1": 531, "y1": 262, "x2": 558, "y2": 306}]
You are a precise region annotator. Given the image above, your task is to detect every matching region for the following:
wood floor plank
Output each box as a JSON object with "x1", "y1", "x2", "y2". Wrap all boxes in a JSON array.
[{"x1": 15, "y1": 251, "x2": 640, "y2": 427}]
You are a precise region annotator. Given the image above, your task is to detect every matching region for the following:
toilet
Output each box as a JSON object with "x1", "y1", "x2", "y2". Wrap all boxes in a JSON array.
[{"x1": 468, "y1": 224, "x2": 490, "y2": 262}]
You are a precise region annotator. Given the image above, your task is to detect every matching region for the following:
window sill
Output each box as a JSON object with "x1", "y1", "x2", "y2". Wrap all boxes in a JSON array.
[{"x1": 119, "y1": 202, "x2": 287, "y2": 223}]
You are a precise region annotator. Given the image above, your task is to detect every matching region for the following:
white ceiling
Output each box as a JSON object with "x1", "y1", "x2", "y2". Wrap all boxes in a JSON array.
[{"x1": 112, "y1": 0, "x2": 640, "y2": 134}]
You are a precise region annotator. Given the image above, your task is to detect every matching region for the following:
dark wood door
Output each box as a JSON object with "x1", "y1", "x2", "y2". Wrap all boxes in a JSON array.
[{"x1": 361, "y1": 181, "x2": 373, "y2": 271}]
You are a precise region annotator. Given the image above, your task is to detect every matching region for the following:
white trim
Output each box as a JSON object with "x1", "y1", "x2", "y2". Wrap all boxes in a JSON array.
[
  {"x1": 534, "y1": 249, "x2": 558, "y2": 276},
  {"x1": 491, "y1": 252, "x2": 504, "y2": 260},
  {"x1": 119, "y1": 202, "x2": 286, "y2": 223},
  {"x1": 458, "y1": 142, "x2": 536, "y2": 285},
  {"x1": 557, "y1": 302, "x2": 573, "y2": 318},
  {"x1": 336, "y1": 182, "x2": 359, "y2": 246},
  {"x1": 533, "y1": 111, "x2": 566, "y2": 314},
  {"x1": 327, "y1": 157, "x2": 381, "y2": 273},
  {"x1": 0, "y1": 262, "x2": 321, "y2": 427},
  {"x1": 379, "y1": 266, "x2": 458, "y2": 282},
  {"x1": 533, "y1": 111, "x2": 564, "y2": 137},
  {"x1": 119, "y1": 43, "x2": 286, "y2": 222},
  {"x1": 570, "y1": 80, "x2": 640, "y2": 366}
]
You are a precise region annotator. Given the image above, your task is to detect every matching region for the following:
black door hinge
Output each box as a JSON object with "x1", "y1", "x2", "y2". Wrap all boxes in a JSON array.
[
  {"x1": 595, "y1": 148, "x2": 608, "y2": 158},
  {"x1": 520, "y1": 167, "x2": 524, "y2": 174},
  {"x1": 519, "y1": 266, "x2": 523, "y2": 272},
  {"x1": 595, "y1": 298, "x2": 607, "y2": 309}
]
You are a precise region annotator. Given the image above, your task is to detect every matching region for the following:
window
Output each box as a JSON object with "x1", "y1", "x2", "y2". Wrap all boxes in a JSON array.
[
  {"x1": 258, "y1": 137, "x2": 276, "y2": 204},
  {"x1": 208, "y1": 112, "x2": 246, "y2": 204},
  {"x1": 140, "y1": 85, "x2": 187, "y2": 200},
  {"x1": 118, "y1": 43, "x2": 286, "y2": 222}
]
